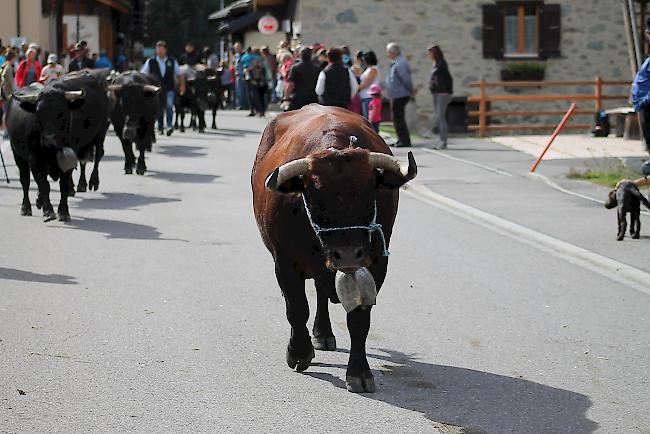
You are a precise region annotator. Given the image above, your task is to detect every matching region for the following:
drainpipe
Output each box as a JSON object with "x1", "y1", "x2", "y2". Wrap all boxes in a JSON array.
[
  {"x1": 76, "y1": 0, "x2": 81, "y2": 42},
  {"x1": 16, "y1": 0, "x2": 21, "y2": 37}
]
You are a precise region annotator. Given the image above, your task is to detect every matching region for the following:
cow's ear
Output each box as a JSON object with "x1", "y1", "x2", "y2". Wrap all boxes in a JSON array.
[
  {"x1": 19, "y1": 102, "x2": 37, "y2": 113},
  {"x1": 265, "y1": 168, "x2": 305, "y2": 195},
  {"x1": 68, "y1": 99, "x2": 85, "y2": 110},
  {"x1": 375, "y1": 169, "x2": 408, "y2": 190}
]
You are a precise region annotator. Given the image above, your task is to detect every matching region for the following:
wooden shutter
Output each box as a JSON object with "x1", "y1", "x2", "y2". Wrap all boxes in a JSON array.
[
  {"x1": 483, "y1": 4, "x2": 504, "y2": 59},
  {"x1": 539, "y1": 4, "x2": 561, "y2": 58}
]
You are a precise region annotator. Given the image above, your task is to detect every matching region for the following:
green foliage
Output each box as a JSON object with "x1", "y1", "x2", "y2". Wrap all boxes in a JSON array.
[
  {"x1": 502, "y1": 62, "x2": 546, "y2": 75},
  {"x1": 146, "y1": 0, "x2": 239, "y2": 57},
  {"x1": 567, "y1": 164, "x2": 640, "y2": 188}
]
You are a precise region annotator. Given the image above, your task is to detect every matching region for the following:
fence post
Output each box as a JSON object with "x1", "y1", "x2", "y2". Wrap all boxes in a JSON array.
[
  {"x1": 479, "y1": 79, "x2": 487, "y2": 137},
  {"x1": 595, "y1": 75, "x2": 603, "y2": 113}
]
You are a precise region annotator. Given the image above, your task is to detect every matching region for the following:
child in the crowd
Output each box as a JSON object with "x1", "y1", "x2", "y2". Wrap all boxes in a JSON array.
[
  {"x1": 39, "y1": 53, "x2": 64, "y2": 84},
  {"x1": 367, "y1": 84, "x2": 383, "y2": 132}
]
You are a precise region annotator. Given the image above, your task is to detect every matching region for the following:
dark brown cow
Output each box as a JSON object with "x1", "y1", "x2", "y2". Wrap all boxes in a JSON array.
[{"x1": 251, "y1": 104, "x2": 417, "y2": 393}]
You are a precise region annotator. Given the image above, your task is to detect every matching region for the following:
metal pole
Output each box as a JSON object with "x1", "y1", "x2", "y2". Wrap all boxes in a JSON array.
[
  {"x1": 629, "y1": 0, "x2": 643, "y2": 69},
  {"x1": 219, "y1": 0, "x2": 225, "y2": 60},
  {"x1": 76, "y1": 0, "x2": 80, "y2": 42},
  {"x1": 16, "y1": 0, "x2": 21, "y2": 37}
]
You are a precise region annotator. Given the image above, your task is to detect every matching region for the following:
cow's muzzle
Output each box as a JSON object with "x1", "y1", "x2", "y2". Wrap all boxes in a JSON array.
[{"x1": 326, "y1": 244, "x2": 371, "y2": 274}]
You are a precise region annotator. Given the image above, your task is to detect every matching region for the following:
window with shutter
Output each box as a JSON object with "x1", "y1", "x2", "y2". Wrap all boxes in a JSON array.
[{"x1": 482, "y1": 2, "x2": 561, "y2": 60}]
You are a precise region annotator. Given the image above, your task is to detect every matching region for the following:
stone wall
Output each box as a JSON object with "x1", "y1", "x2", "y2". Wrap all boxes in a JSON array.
[{"x1": 298, "y1": 0, "x2": 630, "y2": 133}]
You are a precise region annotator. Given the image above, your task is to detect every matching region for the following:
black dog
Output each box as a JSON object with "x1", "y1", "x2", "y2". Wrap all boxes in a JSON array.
[{"x1": 605, "y1": 181, "x2": 650, "y2": 240}]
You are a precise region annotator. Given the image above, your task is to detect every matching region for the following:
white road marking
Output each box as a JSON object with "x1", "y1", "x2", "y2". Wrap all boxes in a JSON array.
[
  {"x1": 418, "y1": 147, "x2": 514, "y2": 177},
  {"x1": 403, "y1": 182, "x2": 650, "y2": 295}
]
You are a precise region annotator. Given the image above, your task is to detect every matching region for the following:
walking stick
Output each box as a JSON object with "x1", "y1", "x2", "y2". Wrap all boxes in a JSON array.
[{"x1": 0, "y1": 146, "x2": 9, "y2": 183}]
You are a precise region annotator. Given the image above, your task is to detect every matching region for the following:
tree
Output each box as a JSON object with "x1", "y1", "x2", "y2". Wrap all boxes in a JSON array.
[{"x1": 145, "y1": 0, "x2": 239, "y2": 56}]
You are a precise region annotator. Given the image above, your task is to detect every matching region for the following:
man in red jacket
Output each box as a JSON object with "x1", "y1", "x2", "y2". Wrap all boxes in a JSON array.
[{"x1": 15, "y1": 47, "x2": 42, "y2": 88}]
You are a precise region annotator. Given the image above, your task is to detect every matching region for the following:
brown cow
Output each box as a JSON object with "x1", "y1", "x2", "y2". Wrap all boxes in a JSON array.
[{"x1": 251, "y1": 104, "x2": 417, "y2": 393}]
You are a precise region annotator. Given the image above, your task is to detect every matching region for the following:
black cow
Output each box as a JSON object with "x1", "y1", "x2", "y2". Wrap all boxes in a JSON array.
[
  {"x1": 174, "y1": 66, "x2": 219, "y2": 133},
  {"x1": 108, "y1": 71, "x2": 161, "y2": 175},
  {"x1": 8, "y1": 72, "x2": 110, "y2": 221},
  {"x1": 205, "y1": 68, "x2": 223, "y2": 129}
]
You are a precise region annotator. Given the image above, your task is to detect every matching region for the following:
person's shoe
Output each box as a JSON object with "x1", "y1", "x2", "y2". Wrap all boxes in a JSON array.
[
  {"x1": 158, "y1": 128, "x2": 164, "y2": 135},
  {"x1": 395, "y1": 142, "x2": 412, "y2": 148},
  {"x1": 247, "y1": 112, "x2": 256, "y2": 117},
  {"x1": 166, "y1": 128, "x2": 173, "y2": 136},
  {"x1": 433, "y1": 141, "x2": 447, "y2": 150}
]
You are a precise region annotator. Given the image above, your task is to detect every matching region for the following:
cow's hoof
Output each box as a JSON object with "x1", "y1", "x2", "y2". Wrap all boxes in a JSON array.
[
  {"x1": 21, "y1": 206, "x2": 32, "y2": 216},
  {"x1": 43, "y1": 210, "x2": 56, "y2": 222},
  {"x1": 312, "y1": 336, "x2": 336, "y2": 351},
  {"x1": 617, "y1": 236, "x2": 624, "y2": 241},
  {"x1": 125, "y1": 168, "x2": 133, "y2": 175},
  {"x1": 146, "y1": 145, "x2": 152, "y2": 152},
  {"x1": 198, "y1": 128, "x2": 205, "y2": 134},
  {"x1": 89, "y1": 179, "x2": 99, "y2": 191},
  {"x1": 346, "y1": 374, "x2": 376, "y2": 393},
  {"x1": 136, "y1": 167, "x2": 146, "y2": 175},
  {"x1": 286, "y1": 346, "x2": 315, "y2": 373},
  {"x1": 57, "y1": 213, "x2": 71, "y2": 222},
  {"x1": 633, "y1": 233, "x2": 640, "y2": 239},
  {"x1": 77, "y1": 183, "x2": 87, "y2": 193}
]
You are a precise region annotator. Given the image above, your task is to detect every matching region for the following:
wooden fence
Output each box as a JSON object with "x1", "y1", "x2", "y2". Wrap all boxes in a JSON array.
[{"x1": 467, "y1": 77, "x2": 632, "y2": 137}]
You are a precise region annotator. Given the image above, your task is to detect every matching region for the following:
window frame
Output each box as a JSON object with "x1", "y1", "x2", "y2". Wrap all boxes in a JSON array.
[{"x1": 496, "y1": 0, "x2": 545, "y2": 60}]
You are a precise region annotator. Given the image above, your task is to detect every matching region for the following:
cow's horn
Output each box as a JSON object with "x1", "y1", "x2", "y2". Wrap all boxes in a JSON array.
[
  {"x1": 265, "y1": 158, "x2": 311, "y2": 191},
  {"x1": 368, "y1": 151, "x2": 417, "y2": 181},
  {"x1": 143, "y1": 84, "x2": 160, "y2": 93},
  {"x1": 64, "y1": 89, "x2": 85, "y2": 101},
  {"x1": 107, "y1": 84, "x2": 123, "y2": 92},
  {"x1": 14, "y1": 93, "x2": 39, "y2": 103}
]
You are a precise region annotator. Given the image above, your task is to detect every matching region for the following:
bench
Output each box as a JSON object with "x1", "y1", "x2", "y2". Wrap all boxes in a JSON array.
[{"x1": 604, "y1": 107, "x2": 639, "y2": 139}]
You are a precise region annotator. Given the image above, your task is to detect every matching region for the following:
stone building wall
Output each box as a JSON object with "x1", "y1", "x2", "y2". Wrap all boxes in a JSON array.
[{"x1": 298, "y1": 0, "x2": 630, "y2": 133}]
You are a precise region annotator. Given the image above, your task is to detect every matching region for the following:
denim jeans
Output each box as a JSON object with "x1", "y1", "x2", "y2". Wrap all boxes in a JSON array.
[
  {"x1": 158, "y1": 90, "x2": 175, "y2": 130},
  {"x1": 236, "y1": 77, "x2": 249, "y2": 110},
  {"x1": 433, "y1": 93, "x2": 451, "y2": 144},
  {"x1": 361, "y1": 98, "x2": 372, "y2": 119}
]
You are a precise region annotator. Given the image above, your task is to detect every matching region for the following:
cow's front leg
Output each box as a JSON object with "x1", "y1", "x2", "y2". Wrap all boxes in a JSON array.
[
  {"x1": 312, "y1": 274, "x2": 336, "y2": 351},
  {"x1": 32, "y1": 169, "x2": 55, "y2": 221},
  {"x1": 77, "y1": 162, "x2": 87, "y2": 192},
  {"x1": 121, "y1": 139, "x2": 135, "y2": 174},
  {"x1": 212, "y1": 108, "x2": 217, "y2": 129},
  {"x1": 198, "y1": 110, "x2": 206, "y2": 133},
  {"x1": 14, "y1": 154, "x2": 32, "y2": 216},
  {"x1": 57, "y1": 173, "x2": 73, "y2": 221},
  {"x1": 346, "y1": 307, "x2": 375, "y2": 393},
  {"x1": 89, "y1": 143, "x2": 104, "y2": 191},
  {"x1": 136, "y1": 147, "x2": 147, "y2": 175},
  {"x1": 275, "y1": 264, "x2": 314, "y2": 372}
]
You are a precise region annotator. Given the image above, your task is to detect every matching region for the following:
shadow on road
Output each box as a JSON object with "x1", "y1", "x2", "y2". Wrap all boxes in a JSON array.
[
  {"x1": 306, "y1": 348, "x2": 597, "y2": 433},
  {"x1": 157, "y1": 145, "x2": 207, "y2": 158},
  {"x1": 202, "y1": 127, "x2": 260, "y2": 136},
  {"x1": 147, "y1": 170, "x2": 220, "y2": 184},
  {"x1": 73, "y1": 192, "x2": 181, "y2": 210},
  {"x1": 0, "y1": 267, "x2": 77, "y2": 285},
  {"x1": 58, "y1": 216, "x2": 187, "y2": 242}
]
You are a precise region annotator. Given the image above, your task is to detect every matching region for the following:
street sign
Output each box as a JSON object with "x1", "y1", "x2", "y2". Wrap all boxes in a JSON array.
[{"x1": 258, "y1": 16, "x2": 279, "y2": 35}]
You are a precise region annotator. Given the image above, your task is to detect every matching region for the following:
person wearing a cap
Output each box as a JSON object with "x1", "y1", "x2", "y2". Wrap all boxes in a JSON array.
[
  {"x1": 367, "y1": 84, "x2": 384, "y2": 133},
  {"x1": 68, "y1": 41, "x2": 95, "y2": 72},
  {"x1": 15, "y1": 46, "x2": 42, "y2": 88},
  {"x1": 140, "y1": 40, "x2": 185, "y2": 136},
  {"x1": 39, "y1": 53, "x2": 64, "y2": 84}
]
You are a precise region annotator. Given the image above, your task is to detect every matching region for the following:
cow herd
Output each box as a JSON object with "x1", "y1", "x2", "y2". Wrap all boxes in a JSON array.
[{"x1": 7, "y1": 66, "x2": 223, "y2": 222}]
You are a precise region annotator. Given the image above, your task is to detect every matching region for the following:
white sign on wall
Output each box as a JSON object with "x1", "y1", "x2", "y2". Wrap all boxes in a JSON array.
[
  {"x1": 258, "y1": 16, "x2": 279, "y2": 35},
  {"x1": 62, "y1": 15, "x2": 99, "y2": 53}
]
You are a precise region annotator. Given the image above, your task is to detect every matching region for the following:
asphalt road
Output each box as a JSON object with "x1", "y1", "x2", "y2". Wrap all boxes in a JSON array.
[{"x1": 1, "y1": 111, "x2": 649, "y2": 433}]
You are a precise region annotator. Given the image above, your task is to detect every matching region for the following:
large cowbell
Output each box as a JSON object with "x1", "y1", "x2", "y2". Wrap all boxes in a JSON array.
[{"x1": 335, "y1": 267, "x2": 377, "y2": 313}]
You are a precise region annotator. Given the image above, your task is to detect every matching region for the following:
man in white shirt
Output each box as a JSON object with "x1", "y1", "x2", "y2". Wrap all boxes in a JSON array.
[
  {"x1": 141, "y1": 40, "x2": 185, "y2": 136},
  {"x1": 315, "y1": 47, "x2": 358, "y2": 108}
]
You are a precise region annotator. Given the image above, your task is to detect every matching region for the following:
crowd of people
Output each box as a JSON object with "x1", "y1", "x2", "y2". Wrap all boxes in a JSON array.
[
  {"x1": 0, "y1": 37, "x2": 455, "y2": 148},
  {"x1": 231, "y1": 40, "x2": 454, "y2": 149}
]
